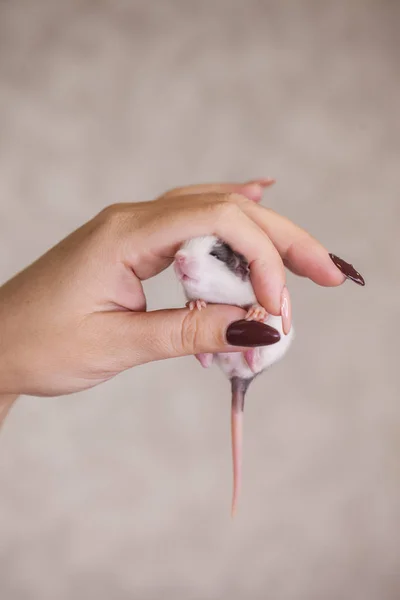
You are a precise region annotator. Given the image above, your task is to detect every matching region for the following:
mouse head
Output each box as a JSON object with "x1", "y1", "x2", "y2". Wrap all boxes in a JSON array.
[{"x1": 174, "y1": 236, "x2": 250, "y2": 298}]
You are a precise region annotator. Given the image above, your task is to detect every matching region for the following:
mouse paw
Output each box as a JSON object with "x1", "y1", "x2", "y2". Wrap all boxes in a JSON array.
[
  {"x1": 186, "y1": 299, "x2": 207, "y2": 311},
  {"x1": 195, "y1": 353, "x2": 214, "y2": 368},
  {"x1": 245, "y1": 304, "x2": 269, "y2": 323}
]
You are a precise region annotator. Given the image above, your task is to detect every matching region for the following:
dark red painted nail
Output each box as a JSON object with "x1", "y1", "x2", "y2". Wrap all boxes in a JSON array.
[
  {"x1": 226, "y1": 320, "x2": 281, "y2": 347},
  {"x1": 329, "y1": 254, "x2": 365, "y2": 286}
]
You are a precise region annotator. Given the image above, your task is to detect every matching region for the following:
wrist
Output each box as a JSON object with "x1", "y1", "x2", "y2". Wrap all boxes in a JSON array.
[{"x1": 0, "y1": 285, "x2": 25, "y2": 396}]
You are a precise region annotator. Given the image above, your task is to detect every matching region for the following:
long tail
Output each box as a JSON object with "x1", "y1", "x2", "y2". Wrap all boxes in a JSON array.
[{"x1": 230, "y1": 376, "x2": 253, "y2": 518}]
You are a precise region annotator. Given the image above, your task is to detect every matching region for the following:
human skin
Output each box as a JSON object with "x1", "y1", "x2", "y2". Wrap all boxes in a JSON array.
[{"x1": 0, "y1": 178, "x2": 358, "y2": 425}]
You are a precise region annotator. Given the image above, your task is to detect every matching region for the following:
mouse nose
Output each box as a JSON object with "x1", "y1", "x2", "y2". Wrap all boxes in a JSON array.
[
  {"x1": 174, "y1": 252, "x2": 188, "y2": 278},
  {"x1": 175, "y1": 252, "x2": 187, "y2": 265},
  {"x1": 174, "y1": 251, "x2": 197, "y2": 279}
]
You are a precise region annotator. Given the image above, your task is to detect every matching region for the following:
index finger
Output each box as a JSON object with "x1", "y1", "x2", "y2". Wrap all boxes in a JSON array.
[{"x1": 231, "y1": 199, "x2": 365, "y2": 287}]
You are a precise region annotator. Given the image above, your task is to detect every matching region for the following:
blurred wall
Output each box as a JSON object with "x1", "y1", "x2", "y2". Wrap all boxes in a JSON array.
[{"x1": 0, "y1": 1, "x2": 399, "y2": 599}]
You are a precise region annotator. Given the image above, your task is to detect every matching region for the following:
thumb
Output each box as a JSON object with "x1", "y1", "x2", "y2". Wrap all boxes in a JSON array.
[{"x1": 100, "y1": 304, "x2": 281, "y2": 369}]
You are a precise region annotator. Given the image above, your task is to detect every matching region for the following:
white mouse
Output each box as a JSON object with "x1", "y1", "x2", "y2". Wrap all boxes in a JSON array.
[{"x1": 174, "y1": 235, "x2": 294, "y2": 515}]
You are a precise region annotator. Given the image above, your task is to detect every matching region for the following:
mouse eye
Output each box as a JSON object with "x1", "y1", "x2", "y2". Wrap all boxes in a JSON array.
[
  {"x1": 210, "y1": 249, "x2": 225, "y2": 262},
  {"x1": 210, "y1": 243, "x2": 232, "y2": 263}
]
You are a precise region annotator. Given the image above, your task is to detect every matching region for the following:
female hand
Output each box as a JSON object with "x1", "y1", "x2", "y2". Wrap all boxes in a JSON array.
[{"x1": 0, "y1": 179, "x2": 363, "y2": 401}]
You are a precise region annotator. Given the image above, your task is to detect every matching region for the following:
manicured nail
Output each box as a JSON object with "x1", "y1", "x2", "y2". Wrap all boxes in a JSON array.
[
  {"x1": 226, "y1": 320, "x2": 281, "y2": 347},
  {"x1": 280, "y1": 286, "x2": 292, "y2": 335},
  {"x1": 246, "y1": 177, "x2": 276, "y2": 187},
  {"x1": 329, "y1": 254, "x2": 365, "y2": 286}
]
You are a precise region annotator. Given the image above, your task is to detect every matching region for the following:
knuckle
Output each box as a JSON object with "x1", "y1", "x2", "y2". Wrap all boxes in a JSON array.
[
  {"x1": 96, "y1": 203, "x2": 133, "y2": 237},
  {"x1": 160, "y1": 186, "x2": 182, "y2": 199},
  {"x1": 213, "y1": 197, "x2": 241, "y2": 220},
  {"x1": 179, "y1": 310, "x2": 201, "y2": 355},
  {"x1": 255, "y1": 255, "x2": 285, "y2": 280},
  {"x1": 97, "y1": 203, "x2": 125, "y2": 226}
]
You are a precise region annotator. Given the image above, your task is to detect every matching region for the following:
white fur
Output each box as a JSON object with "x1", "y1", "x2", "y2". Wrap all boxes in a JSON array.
[
  {"x1": 175, "y1": 236, "x2": 256, "y2": 306},
  {"x1": 175, "y1": 236, "x2": 294, "y2": 379}
]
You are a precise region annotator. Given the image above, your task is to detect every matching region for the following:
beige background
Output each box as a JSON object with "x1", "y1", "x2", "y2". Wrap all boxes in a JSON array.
[{"x1": 0, "y1": 1, "x2": 399, "y2": 599}]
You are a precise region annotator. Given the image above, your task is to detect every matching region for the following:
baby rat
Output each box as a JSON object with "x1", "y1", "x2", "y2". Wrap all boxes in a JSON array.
[{"x1": 174, "y1": 236, "x2": 294, "y2": 516}]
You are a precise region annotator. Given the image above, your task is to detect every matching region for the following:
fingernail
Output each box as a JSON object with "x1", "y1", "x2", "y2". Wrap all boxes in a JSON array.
[
  {"x1": 226, "y1": 320, "x2": 281, "y2": 347},
  {"x1": 280, "y1": 286, "x2": 292, "y2": 335},
  {"x1": 329, "y1": 254, "x2": 365, "y2": 286},
  {"x1": 246, "y1": 177, "x2": 276, "y2": 187}
]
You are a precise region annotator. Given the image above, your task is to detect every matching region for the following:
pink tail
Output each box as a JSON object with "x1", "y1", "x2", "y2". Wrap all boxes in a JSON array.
[
  {"x1": 230, "y1": 377, "x2": 252, "y2": 518},
  {"x1": 231, "y1": 406, "x2": 243, "y2": 517}
]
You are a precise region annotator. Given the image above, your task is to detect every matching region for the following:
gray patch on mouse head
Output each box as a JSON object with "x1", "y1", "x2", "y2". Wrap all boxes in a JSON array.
[{"x1": 210, "y1": 240, "x2": 250, "y2": 281}]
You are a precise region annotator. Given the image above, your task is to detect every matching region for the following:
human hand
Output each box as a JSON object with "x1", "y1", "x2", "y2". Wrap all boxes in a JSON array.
[{"x1": 0, "y1": 179, "x2": 363, "y2": 398}]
